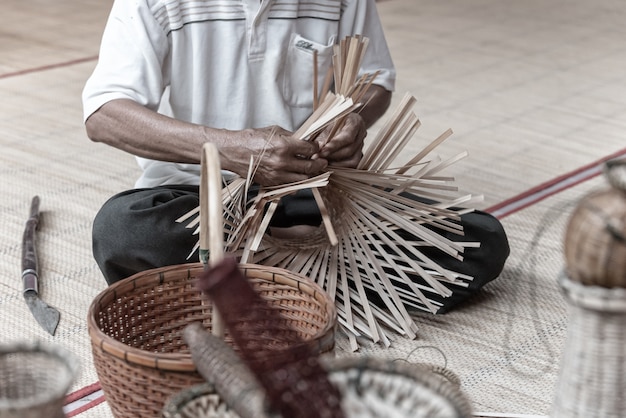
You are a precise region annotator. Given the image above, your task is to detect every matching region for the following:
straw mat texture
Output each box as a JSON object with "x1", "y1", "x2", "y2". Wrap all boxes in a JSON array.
[
  {"x1": 2, "y1": 0, "x2": 626, "y2": 416},
  {"x1": 0, "y1": 59, "x2": 139, "y2": 394}
]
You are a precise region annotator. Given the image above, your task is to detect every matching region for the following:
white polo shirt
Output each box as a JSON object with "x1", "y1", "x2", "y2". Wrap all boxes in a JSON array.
[{"x1": 83, "y1": 0, "x2": 396, "y2": 188}]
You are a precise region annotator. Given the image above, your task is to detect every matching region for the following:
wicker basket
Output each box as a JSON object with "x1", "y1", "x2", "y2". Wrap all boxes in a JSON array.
[
  {"x1": 88, "y1": 262, "x2": 336, "y2": 418},
  {"x1": 162, "y1": 356, "x2": 473, "y2": 418},
  {"x1": 551, "y1": 271, "x2": 626, "y2": 416},
  {"x1": 0, "y1": 342, "x2": 79, "y2": 418}
]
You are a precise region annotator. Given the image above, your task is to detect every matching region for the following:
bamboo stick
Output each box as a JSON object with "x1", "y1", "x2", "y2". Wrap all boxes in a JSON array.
[
  {"x1": 359, "y1": 93, "x2": 417, "y2": 170},
  {"x1": 311, "y1": 187, "x2": 338, "y2": 246},
  {"x1": 200, "y1": 143, "x2": 226, "y2": 337}
]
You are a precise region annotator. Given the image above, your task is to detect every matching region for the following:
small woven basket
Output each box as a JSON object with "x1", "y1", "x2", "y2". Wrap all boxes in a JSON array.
[
  {"x1": 162, "y1": 357, "x2": 473, "y2": 418},
  {"x1": 0, "y1": 342, "x2": 79, "y2": 418},
  {"x1": 88, "y1": 262, "x2": 336, "y2": 418}
]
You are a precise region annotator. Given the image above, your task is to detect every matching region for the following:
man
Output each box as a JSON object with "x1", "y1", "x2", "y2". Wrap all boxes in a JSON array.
[{"x1": 83, "y1": 0, "x2": 509, "y2": 312}]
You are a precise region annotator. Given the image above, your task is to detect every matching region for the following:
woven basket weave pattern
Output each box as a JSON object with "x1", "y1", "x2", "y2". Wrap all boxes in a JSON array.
[
  {"x1": 552, "y1": 275, "x2": 626, "y2": 417},
  {"x1": 88, "y1": 262, "x2": 336, "y2": 418}
]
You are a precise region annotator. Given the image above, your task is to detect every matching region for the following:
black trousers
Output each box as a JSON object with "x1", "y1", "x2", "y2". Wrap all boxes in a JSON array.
[{"x1": 92, "y1": 185, "x2": 509, "y2": 313}]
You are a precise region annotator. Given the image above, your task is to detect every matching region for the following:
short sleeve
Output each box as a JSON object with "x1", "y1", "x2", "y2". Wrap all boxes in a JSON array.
[{"x1": 82, "y1": 0, "x2": 170, "y2": 121}]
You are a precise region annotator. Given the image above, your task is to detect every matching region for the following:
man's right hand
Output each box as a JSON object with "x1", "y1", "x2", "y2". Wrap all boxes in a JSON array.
[{"x1": 219, "y1": 126, "x2": 328, "y2": 186}]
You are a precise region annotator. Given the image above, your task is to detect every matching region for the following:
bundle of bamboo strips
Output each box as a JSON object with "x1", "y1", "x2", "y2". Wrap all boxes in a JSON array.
[{"x1": 177, "y1": 36, "x2": 479, "y2": 350}]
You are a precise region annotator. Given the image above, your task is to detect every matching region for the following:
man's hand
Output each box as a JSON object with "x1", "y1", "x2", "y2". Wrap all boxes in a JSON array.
[
  {"x1": 314, "y1": 113, "x2": 367, "y2": 168},
  {"x1": 311, "y1": 85, "x2": 392, "y2": 169},
  {"x1": 221, "y1": 126, "x2": 328, "y2": 186}
]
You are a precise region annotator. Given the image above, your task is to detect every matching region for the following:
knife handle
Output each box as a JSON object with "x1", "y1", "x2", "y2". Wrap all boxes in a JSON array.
[
  {"x1": 22, "y1": 196, "x2": 40, "y2": 294},
  {"x1": 23, "y1": 270, "x2": 39, "y2": 294}
]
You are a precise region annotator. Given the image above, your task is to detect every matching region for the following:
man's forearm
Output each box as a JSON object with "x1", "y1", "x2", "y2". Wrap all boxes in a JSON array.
[
  {"x1": 84, "y1": 98, "x2": 328, "y2": 184},
  {"x1": 358, "y1": 84, "x2": 393, "y2": 129},
  {"x1": 84, "y1": 99, "x2": 212, "y2": 164}
]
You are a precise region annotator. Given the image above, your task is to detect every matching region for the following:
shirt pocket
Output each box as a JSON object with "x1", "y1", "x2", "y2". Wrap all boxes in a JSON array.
[{"x1": 281, "y1": 33, "x2": 335, "y2": 109}]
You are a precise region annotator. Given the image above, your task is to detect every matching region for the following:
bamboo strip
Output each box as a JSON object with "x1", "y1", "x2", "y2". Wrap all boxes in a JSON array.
[
  {"x1": 359, "y1": 93, "x2": 417, "y2": 170},
  {"x1": 249, "y1": 201, "x2": 278, "y2": 251},
  {"x1": 397, "y1": 128, "x2": 454, "y2": 175},
  {"x1": 349, "y1": 202, "x2": 457, "y2": 296},
  {"x1": 342, "y1": 236, "x2": 380, "y2": 343},
  {"x1": 336, "y1": 242, "x2": 359, "y2": 351},
  {"x1": 329, "y1": 174, "x2": 467, "y2": 241},
  {"x1": 311, "y1": 187, "x2": 338, "y2": 246},
  {"x1": 308, "y1": 247, "x2": 327, "y2": 289},
  {"x1": 343, "y1": 211, "x2": 418, "y2": 338},
  {"x1": 200, "y1": 143, "x2": 226, "y2": 337},
  {"x1": 371, "y1": 115, "x2": 421, "y2": 172},
  {"x1": 369, "y1": 114, "x2": 418, "y2": 167},
  {"x1": 349, "y1": 204, "x2": 448, "y2": 306},
  {"x1": 176, "y1": 34, "x2": 484, "y2": 347},
  {"x1": 292, "y1": 93, "x2": 341, "y2": 139},
  {"x1": 320, "y1": 64, "x2": 334, "y2": 104},
  {"x1": 324, "y1": 244, "x2": 337, "y2": 300},
  {"x1": 332, "y1": 45, "x2": 342, "y2": 95}
]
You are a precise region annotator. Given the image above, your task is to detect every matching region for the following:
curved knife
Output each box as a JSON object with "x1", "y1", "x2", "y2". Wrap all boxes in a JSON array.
[{"x1": 22, "y1": 196, "x2": 60, "y2": 335}]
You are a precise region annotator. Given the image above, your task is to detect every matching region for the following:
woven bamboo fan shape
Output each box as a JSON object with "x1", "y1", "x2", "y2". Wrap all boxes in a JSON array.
[{"x1": 178, "y1": 36, "x2": 480, "y2": 350}]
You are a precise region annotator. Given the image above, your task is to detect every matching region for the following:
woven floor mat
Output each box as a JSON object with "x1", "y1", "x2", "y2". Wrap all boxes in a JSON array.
[{"x1": 0, "y1": 62, "x2": 140, "y2": 394}]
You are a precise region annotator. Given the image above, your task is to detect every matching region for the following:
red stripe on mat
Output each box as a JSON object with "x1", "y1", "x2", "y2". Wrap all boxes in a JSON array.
[
  {"x1": 64, "y1": 382, "x2": 104, "y2": 417},
  {"x1": 65, "y1": 382, "x2": 101, "y2": 404},
  {"x1": 66, "y1": 395, "x2": 106, "y2": 417},
  {"x1": 0, "y1": 56, "x2": 98, "y2": 79},
  {"x1": 486, "y1": 147, "x2": 626, "y2": 219}
]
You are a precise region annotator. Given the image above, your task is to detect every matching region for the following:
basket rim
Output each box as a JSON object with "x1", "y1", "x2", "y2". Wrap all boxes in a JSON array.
[
  {"x1": 87, "y1": 262, "x2": 337, "y2": 372},
  {"x1": 323, "y1": 356, "x2": 474, "y2": 415}
]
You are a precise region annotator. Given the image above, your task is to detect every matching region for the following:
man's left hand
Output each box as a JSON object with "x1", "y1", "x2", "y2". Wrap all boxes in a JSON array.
[{"x1": 314, "y1": 113, "x2": 366, "y2": 168}]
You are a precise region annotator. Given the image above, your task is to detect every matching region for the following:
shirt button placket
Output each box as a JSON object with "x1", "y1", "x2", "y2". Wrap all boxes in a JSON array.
[{"x1": 245, "y1": 0, "x2": 270, "y2": 60}]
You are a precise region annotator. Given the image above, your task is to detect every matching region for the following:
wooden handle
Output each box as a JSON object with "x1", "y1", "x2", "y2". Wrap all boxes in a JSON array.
[
  {"x1": 21, "y1": 196, "x2": 40, "y2": 294},
  {"x1": 200, "y1": 143, "x2": 225, "y2": 337}
]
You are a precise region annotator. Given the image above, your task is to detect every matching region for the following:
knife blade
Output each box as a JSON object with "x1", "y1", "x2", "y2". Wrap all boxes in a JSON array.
[{"x1": 21, "y1": 196, "x2": 60, "y2": 335}]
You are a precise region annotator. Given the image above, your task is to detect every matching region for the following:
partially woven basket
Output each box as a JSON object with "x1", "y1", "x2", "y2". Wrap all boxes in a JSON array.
[
  {"x1": 0, "y1": 342, "x2": 79, "y2": 418},
  {"x1": 87, "y1": 144, "x2": 337, "y2": 418},
  {"x1": 162, "y1": 356, "x2": 473, "y2": 418},
  {"x1": 163, "y1": 319, "x2": 472, "y2": 418}
]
